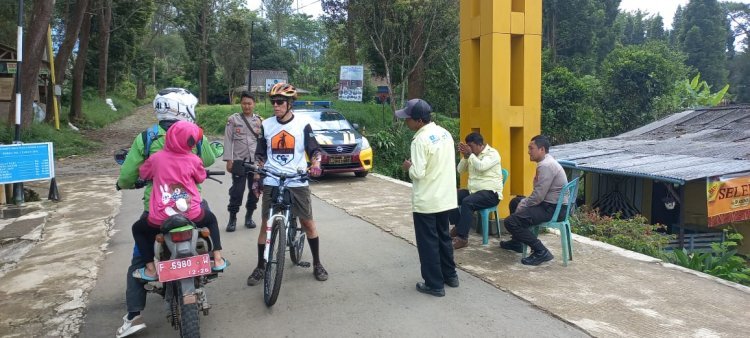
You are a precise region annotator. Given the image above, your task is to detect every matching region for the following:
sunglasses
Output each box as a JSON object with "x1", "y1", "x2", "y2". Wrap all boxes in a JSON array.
[{"x1": 270, "y1": 99, "x2": 287, "y2": 106}]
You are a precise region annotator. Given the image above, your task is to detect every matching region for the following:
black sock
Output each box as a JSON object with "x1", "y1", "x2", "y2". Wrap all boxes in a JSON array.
[
  {"x1": 257, "y1": 244, "x2": 265, "y2": 269},
  {"x1": 308, "y1": 237, "x2": 320, "y2": 266},
  {"x1": 127, "y1": 311, "x2": 140, "y2": 320}
]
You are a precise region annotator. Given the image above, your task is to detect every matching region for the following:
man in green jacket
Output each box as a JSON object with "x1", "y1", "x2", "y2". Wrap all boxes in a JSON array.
[{"x1": 115, "y1": 88, "x2": 217, "y2": 338}]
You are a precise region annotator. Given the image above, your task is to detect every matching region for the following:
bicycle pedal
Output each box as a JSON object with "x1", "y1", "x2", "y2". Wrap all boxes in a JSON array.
[{"x1": 297, "y1": 261, "x2": 311, "y2": 268}]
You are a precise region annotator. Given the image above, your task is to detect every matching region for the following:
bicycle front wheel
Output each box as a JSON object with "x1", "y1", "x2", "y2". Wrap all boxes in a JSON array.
[{"x1": 264, "y1": 218, "x2": 286, "y2": 307}]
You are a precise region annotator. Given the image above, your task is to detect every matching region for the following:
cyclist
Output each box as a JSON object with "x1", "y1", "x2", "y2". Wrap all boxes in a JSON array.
[
  {"x1": 115, "y1": 88, "x2": 217, "y2": 338},
  {"x1": 246, "y1": 82, "x2": 328, "y2": 286}
]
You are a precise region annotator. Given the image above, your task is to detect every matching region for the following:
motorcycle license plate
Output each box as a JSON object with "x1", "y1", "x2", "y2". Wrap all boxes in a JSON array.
[{"x1": 157, "y1": 254, "x2": 212, "y2": 282}]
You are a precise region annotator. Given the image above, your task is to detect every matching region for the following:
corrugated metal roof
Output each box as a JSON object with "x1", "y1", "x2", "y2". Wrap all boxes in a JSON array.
[{"x1": 550, "y1": 106, "x2": 750, "y2": 184}]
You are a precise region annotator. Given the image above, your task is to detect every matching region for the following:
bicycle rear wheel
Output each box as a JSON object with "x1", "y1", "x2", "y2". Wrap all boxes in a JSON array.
[{"x1": 264, "y1": 218, "x2": 286, "y2": 307}]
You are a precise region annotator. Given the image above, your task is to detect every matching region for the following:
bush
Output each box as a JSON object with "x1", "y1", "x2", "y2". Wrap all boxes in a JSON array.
[
  {"x1": 667, "y1": 231, "x2": 750, "y2": 286},
  {"x1": 571, "y1": 205, "x2": 673, "y2": 258}
]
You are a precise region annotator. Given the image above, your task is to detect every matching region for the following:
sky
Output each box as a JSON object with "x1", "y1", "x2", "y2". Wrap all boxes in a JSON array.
[
  {"x1": 246, "y1": 0, "x2": 750, "y2": 30},
  {"x1": 620, "y1": 0, "x2": 750, "y2": 29}
]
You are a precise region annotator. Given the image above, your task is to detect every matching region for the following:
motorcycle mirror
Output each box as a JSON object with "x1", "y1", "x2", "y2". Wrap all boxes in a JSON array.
[
  {"x1": 114, "y1": 148, "x2": 129, "y2": 165},
  {"x1": 210, "y1": 141, "x2": 224, "y2": 157}
]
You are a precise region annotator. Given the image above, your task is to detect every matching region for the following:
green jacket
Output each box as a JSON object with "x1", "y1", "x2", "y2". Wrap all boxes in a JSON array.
[{"x1": 117, "y1": 124, "x2": 217, "y2": 211}]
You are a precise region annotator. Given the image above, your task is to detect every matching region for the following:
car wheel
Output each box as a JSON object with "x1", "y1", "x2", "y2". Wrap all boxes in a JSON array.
[{"x1": 355, "y1": 171, "x2": 368, "y2": 178}]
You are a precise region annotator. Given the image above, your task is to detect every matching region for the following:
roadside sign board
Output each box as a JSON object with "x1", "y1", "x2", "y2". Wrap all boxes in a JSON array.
[
  {"x1": 0, "y1": 142, "x2": 55, "y2": 184},
  {"x1": 265, "y1": 79, "x2": 285, "y2": 92},
  {"x1": 338, "y1": 65, "x2": 363, "y2": 102},
  {"x1": 707, "y1": 172, "x2": 750, "y2": 227}
]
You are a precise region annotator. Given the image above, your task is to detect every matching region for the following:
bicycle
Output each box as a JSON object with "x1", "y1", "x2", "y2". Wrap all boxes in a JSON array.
[{"x1": 244, "y1": 163, "x2": 310, "y2": 307}]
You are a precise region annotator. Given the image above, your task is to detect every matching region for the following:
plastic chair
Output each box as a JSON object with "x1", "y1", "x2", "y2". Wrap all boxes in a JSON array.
[
  {"x1": 522, "y1": 177, "x2": 579, "y2": 266},
  {"x1": 476, "y1": 168, "x2": 509, "y2": 245}
]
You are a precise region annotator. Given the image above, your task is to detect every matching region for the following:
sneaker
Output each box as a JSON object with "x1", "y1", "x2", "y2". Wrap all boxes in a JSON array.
[
  {"x1": 313, "y1": 264, "x2": 328, "y2": 281},
  {"x1": 246, "y1": 268, "x2": 264, "y2": 286},
  {"x1": 521, "y1": 249, "x2": 554, "y2": 266},
  {"x1": 452, "y1": 237, "x2": 468, "y2": 250},
  {"x1": 116, "y1": 314, "x2": 146, "y2": 338},
  {"x1": 499, "y1": 240, "x2": 523, "y2": 253},
  {"x1": 444, "y1": 275, "x2": 459, "y2": 288},
  {"x1": 416, "y1": 282, "x2": 445, "y2": 297}
]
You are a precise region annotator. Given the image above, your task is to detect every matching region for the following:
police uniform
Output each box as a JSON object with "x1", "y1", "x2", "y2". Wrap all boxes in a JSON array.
[{"x1": 223, "y1": 112, "x2": 263, "y2": 229}]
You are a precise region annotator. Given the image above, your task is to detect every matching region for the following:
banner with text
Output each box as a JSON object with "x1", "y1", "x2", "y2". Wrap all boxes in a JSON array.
[
  {"x1": 707, "y1": 172, "x2": 750, "y2": 227},
  {"x1": 338, "y1": 65, "x2": 363, "y2": 102},
  {"x1": 0, "y1": 142, "x2": 55, "y2": 185}
]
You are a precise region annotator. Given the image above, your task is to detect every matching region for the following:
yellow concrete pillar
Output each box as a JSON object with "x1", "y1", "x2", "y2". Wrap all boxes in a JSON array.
[{"x1": 459, "y1": 0, "x2": 542, "y2": 217}]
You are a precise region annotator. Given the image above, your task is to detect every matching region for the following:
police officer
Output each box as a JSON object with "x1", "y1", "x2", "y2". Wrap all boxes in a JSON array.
[{"x1": 223, "y1": 91, "x2": 263, "y2": 232}]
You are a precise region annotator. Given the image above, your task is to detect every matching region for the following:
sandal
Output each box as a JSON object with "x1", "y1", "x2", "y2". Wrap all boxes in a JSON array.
[
  {"x1": 212, "y1": 258, "x2": 230, "y2": 272},
  {"x1": 132, "y1": 267, "x2": 158, "y2": 281}
]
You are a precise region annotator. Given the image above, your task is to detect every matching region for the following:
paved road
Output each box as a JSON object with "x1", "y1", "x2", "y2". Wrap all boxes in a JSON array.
[{"x1": 80, "y1": 166, "x2": 586, "y2": 337}]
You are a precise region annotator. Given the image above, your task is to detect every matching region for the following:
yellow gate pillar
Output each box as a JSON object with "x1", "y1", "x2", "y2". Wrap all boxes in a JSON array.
[{"x1": 459, "y1": 0, "x2": 542, "y2": 217}]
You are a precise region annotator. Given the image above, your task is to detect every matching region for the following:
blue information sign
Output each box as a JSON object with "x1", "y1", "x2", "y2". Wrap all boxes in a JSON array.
[{"x1": 0, "y1": 142, "x2": 55, "y2": 184}]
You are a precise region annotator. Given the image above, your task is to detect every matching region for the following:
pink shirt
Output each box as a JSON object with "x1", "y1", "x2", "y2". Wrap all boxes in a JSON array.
[{"x1": 139, "y1": 121, "x2": 206, "y2": 226}]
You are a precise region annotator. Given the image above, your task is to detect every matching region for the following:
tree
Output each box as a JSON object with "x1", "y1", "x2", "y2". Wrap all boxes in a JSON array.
[
  {"x1": 54, "y1": 0, "x2": 90, "y2": 86},
  {"x1": 600, "y1": 42, "x2": 689, "y2": 135},
  {"x1": 542, "y1": 66, "x2": 603, "y2": 144},
  {"x1": 173, "y1": 0, "x2": 218, "y2": 104},
  {"x1": 70, "y1": 7, "x2": 94, "y2": 123},
  {"x1": 262, "y1": 0, "x2": 293, "y2": 47},
  {"x1": 678, "y1": 0, "x2": 729, "y2": 88},
  {"x1": 645, "y1": 14, "x2": 665, "y2": 42},
  {"x1": 97, "y1": 0, "x2": 112, "y2": 98},
  {"x1": 352, "y1": 0, "x2": 457, "y2": 110},
  {"x1": 16, "y1": 0, "x2": 54, "y2": 129},
  {"x1": 214, "y1": 5, "x2": 255, "y2": 101},
  {"x1": 322, "y1": 0, "x2": 358, "y2": 65}
]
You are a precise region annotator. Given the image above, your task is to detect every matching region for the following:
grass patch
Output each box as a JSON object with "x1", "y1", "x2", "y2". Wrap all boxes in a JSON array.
[
  {"x1": 0, "y1": 121, "x2": 99, "y2": 158},
  {"x1": 59, "y1": 92, "x2": 139, "y2": 128},
  {"x1": 1, "y1": 92, "x2": 140, "y2": 158}
]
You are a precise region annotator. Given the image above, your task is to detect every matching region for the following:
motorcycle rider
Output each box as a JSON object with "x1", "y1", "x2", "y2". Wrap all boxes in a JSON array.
[{"x1": 115, "y1": 88, "x2": 217, "y2": 338}]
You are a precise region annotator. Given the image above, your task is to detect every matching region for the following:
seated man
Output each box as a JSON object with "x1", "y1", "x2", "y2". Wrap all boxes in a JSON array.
[
  {"x1": 449, "y1": 132, "x2": 503, "y2": 249},
  {"x1": 500, "y1": 135, "x2": 568, "y2": 266}
]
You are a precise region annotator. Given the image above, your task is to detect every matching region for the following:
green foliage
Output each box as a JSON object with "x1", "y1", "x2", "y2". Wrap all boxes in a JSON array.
[
  {"x1": 0, "y1": 122, "x2": 98, "y2": 159},
  {"x1": 541, "y1": 66, "x2": 603, "y2": 144},
  {"x1": 571, "y1": 206, "x2": 673, "y2": 258},
  {"x1": 59, "y1": 94, "x2": 138, "y2": 129},
  {"x1": 678, "y1": 0, "x2": 729, "y2": 88},
  {"x1": 600, "y1": 42, "x2": 689, "y2": 135},
  {"x1": 667, "y1": 231, "x2": 750, "y2": 286}
]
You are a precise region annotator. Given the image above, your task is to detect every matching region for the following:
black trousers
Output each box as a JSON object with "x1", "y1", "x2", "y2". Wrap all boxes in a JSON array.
[
  {"x1": 132, "y1": 209, "x2": 222, "y2": 262},
  {"x1": 413, "y1": 210, "x2": 457, "y2": 289},
  {"x1": 227, "y1": 169, "x2": 259, "y2": 215},
  {"x1": 504, "y1": 196, "x2": 566, "y2": 252},
  {"x1": 449, "y1": 189, "x2": 499, "y2": 239}
]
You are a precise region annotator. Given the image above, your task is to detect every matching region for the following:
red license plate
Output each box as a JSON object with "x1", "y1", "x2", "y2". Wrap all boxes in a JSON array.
[{"x1": 157, "y1": 254, "x2": 212, "y2": 282}]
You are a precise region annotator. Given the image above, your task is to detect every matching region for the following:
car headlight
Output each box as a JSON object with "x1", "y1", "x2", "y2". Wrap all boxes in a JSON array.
[{"x1": 360, "y1": 137, "x2": 371, "y2": 150}]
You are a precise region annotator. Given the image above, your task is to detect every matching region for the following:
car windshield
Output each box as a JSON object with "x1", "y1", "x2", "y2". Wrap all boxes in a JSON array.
[{"x1": 301, "y1": 111, "x2": 354, "y2": 131}]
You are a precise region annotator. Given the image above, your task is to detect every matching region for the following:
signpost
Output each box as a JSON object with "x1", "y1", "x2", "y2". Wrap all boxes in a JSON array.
[
  {"x1": 0, "y1": 142, "x2": 59, "y2": 202},
  {"x1": 338, "y1": 65, "x2": 363, "y2": 102}
]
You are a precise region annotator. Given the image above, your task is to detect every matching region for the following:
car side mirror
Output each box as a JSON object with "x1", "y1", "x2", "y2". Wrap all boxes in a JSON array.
[
  {"x1": 210, "y1": 141, "x2": 224, "y2": 157},
  {"x1": 352, "y1": 123, "x2": 360, "y2": 131}
]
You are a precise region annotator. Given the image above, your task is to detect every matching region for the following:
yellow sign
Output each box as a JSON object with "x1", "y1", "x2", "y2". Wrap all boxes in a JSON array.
[{"x1": 707, "y1": 174, "x2": 750, "y2": 227}]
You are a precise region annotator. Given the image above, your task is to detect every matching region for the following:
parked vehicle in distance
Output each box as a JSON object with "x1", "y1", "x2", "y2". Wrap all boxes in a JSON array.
[{"x1": 293, "y1": 101, "x2": 373, "y2": 177}]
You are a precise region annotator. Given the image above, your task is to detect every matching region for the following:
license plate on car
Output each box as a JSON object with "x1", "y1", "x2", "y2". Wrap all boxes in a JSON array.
[
  {"x1": 157, "y1": 254, "x2": 212, "y2": 282},
  {"x1": 329, "y1": 155, "x2": 351, "y2": 164}
]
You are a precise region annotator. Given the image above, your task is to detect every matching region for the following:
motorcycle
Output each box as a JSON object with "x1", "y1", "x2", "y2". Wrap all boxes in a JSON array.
[{"x1": 114, "y1": 141, "x2": 225, "y2": 338}]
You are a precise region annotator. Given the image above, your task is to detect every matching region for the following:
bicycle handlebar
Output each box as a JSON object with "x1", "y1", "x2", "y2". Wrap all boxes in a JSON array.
[{"x1": 242, "y1": 161, "x2": 308, "y2": 184}]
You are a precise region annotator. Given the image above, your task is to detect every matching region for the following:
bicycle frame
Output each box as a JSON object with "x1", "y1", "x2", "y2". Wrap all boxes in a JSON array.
[{"x1": 260, "y1": 169, "x2": 307, "y2": 263}]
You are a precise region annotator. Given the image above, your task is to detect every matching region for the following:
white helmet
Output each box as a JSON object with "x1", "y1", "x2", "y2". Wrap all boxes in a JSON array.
[{"x1": 153, "y1": 88, "x2": 198, "y2": 123}]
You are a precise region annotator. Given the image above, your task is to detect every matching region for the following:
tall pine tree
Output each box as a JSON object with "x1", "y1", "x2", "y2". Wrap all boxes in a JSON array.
[{"x1": 678, "y1": 0, "x2": 729, "y2": 88}]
